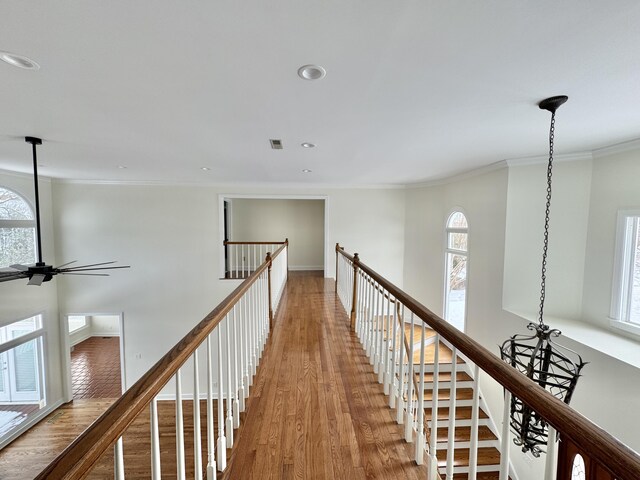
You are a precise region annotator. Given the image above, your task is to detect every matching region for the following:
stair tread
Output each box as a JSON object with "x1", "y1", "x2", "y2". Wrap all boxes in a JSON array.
[
  {"x1": 425, "y1": 406, "x2": 489, "y2": 421},
  {"x1": 419, "y1": 388, "x2": 474, "y2": 402},
  {"x1": 452, "y1": 473, "x2": 511, "y2": 480},
  {"x1": 435, "y1": 447, "x2": 501, "y2": 467},
  {"x1": 436, "y1": 425, "x2": 497, "y2": 443},
  {"x1": 420, "y1": 371, "x2": 473, "y2": 383}
]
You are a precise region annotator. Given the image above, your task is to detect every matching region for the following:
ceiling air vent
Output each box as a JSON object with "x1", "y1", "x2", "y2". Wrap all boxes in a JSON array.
[{"x1": 270, "y1": 139, "x2": 283, "y2": 150}]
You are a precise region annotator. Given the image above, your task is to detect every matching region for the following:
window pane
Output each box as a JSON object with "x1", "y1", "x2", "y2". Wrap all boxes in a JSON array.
[
  {"x1": 630, "y1": 220, "x2": 640, "y2": 324},
  {"x1": 0, "y1": 227, "x2": 36, "y2": 268},
  {"x1": 571, "y1": 454, "x2": 586, "y2": 480},
  {"x1": 13, "y1": 339, "x2": 37, "y2": 392},
  {"x1": 68, "y1": 316, "x2": 88, "y2": 333},
  {"x1": 447, "y1": 212, "x2": 468, "y2": 229},
  {"x1": 0, "y1": 315, "x2": 43, "y2": 346},
  {"x1": 448, "y1": 232, "x2": 468, "y2": 251},
  {"x1": 0, "y1": 188, "x2": 34, "y2": 220},
  {"x1": 446, "y1": 253, "x2": 467, "y2": 330}
]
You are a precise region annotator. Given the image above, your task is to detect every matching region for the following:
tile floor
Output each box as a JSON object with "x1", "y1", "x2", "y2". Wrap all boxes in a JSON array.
[{"x1": 71, "y1": 337, "x2": 121, "y2": 399}]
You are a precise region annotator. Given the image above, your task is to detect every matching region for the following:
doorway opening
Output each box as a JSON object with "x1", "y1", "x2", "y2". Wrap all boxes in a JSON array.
[
  {"x1": 219, "y1": 195, "x2": 328, "y2": 278},
  {"x1": 64, "y1": 314, "x2": 124, "y2": 401}
]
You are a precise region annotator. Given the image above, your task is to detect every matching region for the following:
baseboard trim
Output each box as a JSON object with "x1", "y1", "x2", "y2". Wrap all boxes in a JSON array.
[{"x1": 288, "y1": 266, "x2": 324, "y2": 271}]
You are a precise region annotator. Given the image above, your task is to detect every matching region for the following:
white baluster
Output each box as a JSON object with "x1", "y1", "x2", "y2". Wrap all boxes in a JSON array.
[
  {"x1": 374, "y1": 286, "x2": 381, "y2": 376},
  {"x1": 175, "y1": 370, "x2": 186, "y2": 480},
  {"x1": 367, "y1": 279, "x2": 374, "y2": 362},
  {"x1": 232, "y1": 304, "x2": 241, "y2": 427},
  {"x1": 383, "y1": 293, "x2": 391, "y2": 395},
  {"x1": 397, "y1": 304, "x2": 406, "y2": 425},
  {"x1": 446, "y1": 347, "x2": 458, "y2": 480},
  {"x1": 243, "y1": 294, "x2": 251, "y2": 397},
  {"x1": 405, "y1": 312, "x2": 415, "y2": 442},
  {"x1": 193, "y1": 350, "x2": 203, "y2": 480},
  {"x1": 499, "y1": 390, "x2": 512, "y2": 480},
  {"x1": 429, "y1": 336, "x2": 440, "y2": 480},
  {"x1": 544, "y1": 425, "x2": 557, "y2": 480},
  {"x1": 469, "y1": 364, "x2": 480, "y2": 480},
  {"x1": 389, "y1": 301, "x2": 398, "y2": 410},
  {"x1": 206, "y1": 335, "x2": 216, "y2": 479},
  {"x1": 225, "y1": 316, "x2": 234, "y2": 448},
  {"x1": 251, "y1": 285, "x2": 257, "y2": 378},
  {"x1": 114, "y1": 437, "x2": 125, "y2": 480},
  {"x1": 151, "y1": 398, "x2": 161, "y2": 479},
  {"x1": 217, "y1": 324, "x2": 227, "y2": 471},
  {"x1": 415, "y1": 320, "x2": 426, "y2": 464}
]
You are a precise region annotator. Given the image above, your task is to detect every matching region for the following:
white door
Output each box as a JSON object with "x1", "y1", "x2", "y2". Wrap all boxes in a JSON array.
[
  {"x1": 6, "y1": 337, "x2": 41, "y2": 402},
  {"x1": 0, "y1": 351, "x2": 10, "y2": 402}
]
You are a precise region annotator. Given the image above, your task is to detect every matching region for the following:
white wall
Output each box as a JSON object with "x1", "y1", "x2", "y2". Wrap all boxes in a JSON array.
[
  {"x1": 230, "y1": 198, "x2": 324, "y2": 270},
  {"x1": 503, "y1": 160, "x2": 592, "y2": 320},
  {"x1": 582, "y1": 149, "x2": 640, "y2": 331},
  {"x1": 51, "y1": 183, "x2": 406, "y2": 392},
  {"x1": 402, "y1": 164, "x2": 640, "y2": 478},
  {"x1": 69, "y1": 314, "x2": 120, "y2": 346}
]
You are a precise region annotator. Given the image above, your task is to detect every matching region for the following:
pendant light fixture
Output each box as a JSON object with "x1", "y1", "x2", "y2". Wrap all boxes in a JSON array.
[
  {"x1": 500, "y1": 96, "x2": 587, "y2": 456},
  {"x1": 0, "y1": 137, "x2": 129, "y2": 285}
]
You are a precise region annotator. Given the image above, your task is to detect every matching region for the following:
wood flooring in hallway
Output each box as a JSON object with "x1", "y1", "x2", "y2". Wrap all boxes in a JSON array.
[
  {"x1": 222, "y1": 270, "x2": 428, "y2": 479},
  {"x1": 0, "y1": 271, "x2": 428, "y2": 479}
]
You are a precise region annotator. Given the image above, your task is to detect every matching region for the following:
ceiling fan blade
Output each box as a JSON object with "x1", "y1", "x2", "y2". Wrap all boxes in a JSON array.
[
  {"x1": 59, "y1": 265, "x2": 130, "y2": 273},
  {"x1": 55, "y1": 260, "x2": 77, "y2": 269},
  {"x1": 27, "y1": 274, "x2": 46, "y2": 286},
  {"x1": 61, "y1": 272, "x2": 110, "y2": 277},
  {"x1": 61, "y1": 261, "x2": 118, "y2": 270},
  {"x1": 0, "y1": 271, "x2": 29, "y2": 283},
  {"x1": 9, "y1": 264, "x2": 29, "y2": 271}
]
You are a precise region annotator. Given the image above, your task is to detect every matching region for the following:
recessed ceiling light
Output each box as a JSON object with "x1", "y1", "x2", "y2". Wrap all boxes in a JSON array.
[
  {"x1": 301, "y1": 143, "x2": 315, "y2": 148},
  {"x1": 0, "y1": 51, "x2": 40, "y2": 70},
  {"x1": 201, "y1": 167, "x2": 211, "y2": 171},
  {"x1": 302, "y1": 169, "x2": 312, "y2": 173},
  {"x1": 297, "y1": 65, "x2": 326, "y2": 81},
  {"x1": 117, "y1": 165, "x2": 127, "y2": 169}
]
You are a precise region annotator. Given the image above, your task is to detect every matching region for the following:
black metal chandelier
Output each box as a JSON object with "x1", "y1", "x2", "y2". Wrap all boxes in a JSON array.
[{"x1": 500, "y1": 96, "x2": 587, "y2": 457}]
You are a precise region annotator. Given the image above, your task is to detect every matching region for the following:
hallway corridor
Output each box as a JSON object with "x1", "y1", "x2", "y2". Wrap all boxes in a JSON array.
[{"x1": 223, "y1": 271, "x2": 428, "y2": 479}]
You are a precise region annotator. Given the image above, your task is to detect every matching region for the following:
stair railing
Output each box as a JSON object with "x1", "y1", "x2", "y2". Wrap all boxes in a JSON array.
[
  {"x1": 35, "y1": 242, "x2": 288, "y2": 479},
  {"x1": 336, "y1": 244, "x2": 640, "y2": 480},
  {"x1": 224, "y1": 239, "x2": 288, "y2": 279}
]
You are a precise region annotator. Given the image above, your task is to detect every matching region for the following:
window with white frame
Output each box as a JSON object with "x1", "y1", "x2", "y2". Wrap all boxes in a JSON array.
[
  {"x1": 611, "y1": 211, "x2": 640, "y2": 329},
  {"x1": 0, "y1": 187, "x2": 37, "y2": 268},
  {"x1": 0, "y1": 314, "x2": 46, "y2": 439},
  {"x1": 444, "y1": 211, "x2": 468, "y2": 331},
  {"x1": 67, "y1": 315, "x2": 89, "y2": 334}
]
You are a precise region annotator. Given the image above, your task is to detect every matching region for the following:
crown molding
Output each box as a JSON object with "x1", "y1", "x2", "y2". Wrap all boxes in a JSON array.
[
  {"x1": 592, "y1": 137, "x2": 640, "y2": 158},
  {"x1": 405, "y1": 160, "x2": 509, "y2": 189},
  {"x1": 50, "y1": 178, "x2": 406, "y2": 190},
  {"x1": 505, "y1": 151, "x2": 593, "y2": 167},
  {"x1": 0, "y1": 167, "x2": 52, "y2": 183}
]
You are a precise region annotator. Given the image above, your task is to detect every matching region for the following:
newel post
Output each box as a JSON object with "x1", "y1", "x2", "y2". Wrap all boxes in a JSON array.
[
  {"x1": 335, "y1": 243, "x2": 340, "y2": 294},
  {"x1": 350, "y1": 253, "x2": 359, "y2": 331},
  {"x1": 266, "y1": 252, "x2": 274, "y2": 329},
  {"x1": 285, "y1": 238, "x2": 289, "y2": 272}
]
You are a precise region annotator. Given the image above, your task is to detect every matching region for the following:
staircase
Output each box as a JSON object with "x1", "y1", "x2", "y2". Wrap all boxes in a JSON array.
[{"x1": 400, "y1": 325, "x2": 515, "y2": 480}]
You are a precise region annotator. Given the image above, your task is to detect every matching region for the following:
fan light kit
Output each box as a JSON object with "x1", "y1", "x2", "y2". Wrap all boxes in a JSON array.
[
  {"x1": 0, "y1": 137, "x2": 129, "y2": 286},
  {"x1": 0, "y1": 51, "x2": 40, "y2": 70},
  {"x1": 302, "y1": 169, "x2": 312, "y2": 173},
  {"x1": 297, "y1": 65, "x2": 326, "y2": 81},
  {"x1": 201, "y1": 167, "x2": 211, "y2": 171},
  {"x1": 301, "y1": 143, "x2": 315, "y2": 148}
]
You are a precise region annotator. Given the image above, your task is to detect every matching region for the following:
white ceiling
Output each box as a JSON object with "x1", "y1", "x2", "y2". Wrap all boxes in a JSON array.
[{"x1": 1, "y1": 1, "x2": 640, "y2": 186}]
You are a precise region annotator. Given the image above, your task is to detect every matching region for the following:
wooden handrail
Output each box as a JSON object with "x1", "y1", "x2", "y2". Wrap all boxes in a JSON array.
[
  {"x1": 36, "y1": 244, "x2": 287, "y2": 480},
  {"x1": 224, "y1": 240, "x2": 287, "y2": 245},
  {"x1": 337, "y1": 246, "x2": 640, "y2": 480}
]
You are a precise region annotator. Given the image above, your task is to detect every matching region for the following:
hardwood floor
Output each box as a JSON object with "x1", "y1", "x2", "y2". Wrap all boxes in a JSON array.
[{"x1": 0, "y1": 271, "x2": 428, "y2": 479}]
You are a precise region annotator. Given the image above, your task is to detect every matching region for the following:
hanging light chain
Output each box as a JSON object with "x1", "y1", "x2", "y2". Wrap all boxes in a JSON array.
[{"x1": 538, "y1": 111, "x2": 556, "y2": 327}]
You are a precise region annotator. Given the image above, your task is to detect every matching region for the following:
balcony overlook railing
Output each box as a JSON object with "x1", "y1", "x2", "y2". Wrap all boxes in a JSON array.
[
  {"x1": 335, "y1": 244, "x2": 640, "y2": 480},
  {"x1": 35, "y1": 242, "x2": 288, "y2": 479},
  {"x1": 223, "y1": 239, "x2": 288, "y2": 279}
]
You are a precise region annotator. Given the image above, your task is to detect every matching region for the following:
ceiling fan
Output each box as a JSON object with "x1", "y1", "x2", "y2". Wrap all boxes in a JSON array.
[{"x1": 0, "y1": 136, "x2": 129, "y2": 285}]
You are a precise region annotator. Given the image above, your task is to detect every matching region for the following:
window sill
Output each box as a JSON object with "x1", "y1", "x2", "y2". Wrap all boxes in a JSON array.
[
  {"x1": 507, "y1": 309, "x2": 640, "y2": 370},
  {"x1": 609, "y1": 318, "x2": 640, "y2": 338}
]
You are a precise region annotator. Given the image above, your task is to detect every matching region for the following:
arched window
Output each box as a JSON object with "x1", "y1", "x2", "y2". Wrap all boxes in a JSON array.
[
  {"x1": 0, "y1": 187, "x2": 36, "y2": 268},
  {"x1": 571, "y1": 453, "x2": 586, "y2": 480},
  {"x1": 444, "y1": 211, "x2": 468, "y2": 331}
]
